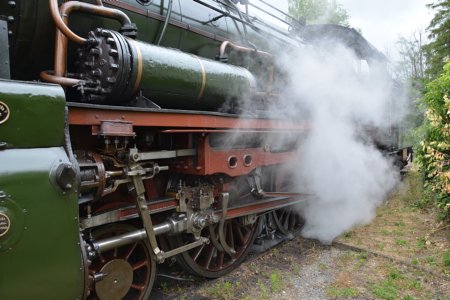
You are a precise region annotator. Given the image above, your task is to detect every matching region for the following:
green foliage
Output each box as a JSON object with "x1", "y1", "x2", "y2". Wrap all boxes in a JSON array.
[
  {"x1": 288, "y1": 0, "x2": 349, "y2": 25},
  {"x1": 423, "y1": 0, "x2": 450, "y2": 78},
  {"x1": 388, "y1": 269, "x2": 403, "y2": 280},
  {"x1": 327, "y1": 286, "x2": 359, "y2": 298},
  {"x1": 208, "y1": 280, "x2": 235, "y2": 299},
  {"x1": 395, "y1": 239, "x2": 407, "y2": 246},
  {"x1": 269, "y1": 270, "x2": 283, "y2": 293},
  {"x1": 416, "y1": 61, "x2": 450, "y2": 218},
  {"x1": 257, "y1": 278, "x2": 269, "y2": 299},
  {"x1": 444, "y1": 250, "x2": 450, "y2": 267},
  {"x1": 371, "y1": 280, "x2": 398, "y2": 300},
  {"x1": 416, "y1": 237, "x2": 426, "y2": 249}
]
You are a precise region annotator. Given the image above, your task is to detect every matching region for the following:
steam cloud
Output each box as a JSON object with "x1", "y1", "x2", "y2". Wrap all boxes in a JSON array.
[{"x1": 271, "y1": 41, "x2": 401, "y2": 244}]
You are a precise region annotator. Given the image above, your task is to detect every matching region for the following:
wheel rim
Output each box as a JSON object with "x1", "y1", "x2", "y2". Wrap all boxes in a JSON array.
[
  {"x1": 174, "y1": 217, "x2": 260, "y2": 278},
  {"x1": 88, "y1": 224, "x2": 156, "y2": 300}
]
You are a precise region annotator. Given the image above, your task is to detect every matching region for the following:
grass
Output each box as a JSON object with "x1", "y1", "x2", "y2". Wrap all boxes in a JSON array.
[
  {"x1": 271, "y1": 248, "x2": 280, "y2": 256},
  {"x1": 257, "y1": 278, "x2": 269, "y2": 300},
  {"x1": 395, "y1": 239, "x2": 407, "y2": 246},
  {"x1": 269, "y1": 270, "x2": 283, "y2": 293},
  {"x1": 327, "y1": 286, "x2": 359, "y2": 298},
  {"x1": 371, "y1": 281, "x2": 398, "y2": 300},
  {"x1": 292, "y1": 263, "x2": 301, "y2": 274},
  {"x1": 343, "y1": 231, "x2": 353, "y2": 238},
  {"x1": 426, "y1": 255, "x2": 436, "y2": 265},
  {"x1": 206, "y1": 280, "x2": 236, "y2": 300},
  {"x1": 330, "y1": 170, "x2": 448, "y2": 299},
  {"x1": 416, "y1": 237, "x2": 426, "y2": 249},
  {"x1": 443, "y1": 250, "x2": 450, "y2": 268}
]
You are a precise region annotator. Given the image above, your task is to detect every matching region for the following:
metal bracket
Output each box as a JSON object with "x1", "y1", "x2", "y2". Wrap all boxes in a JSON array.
[
  {"x1": 129, "y1": 148, "x2": 196, "y2": 162},
  {"x1": 247, "y1": 167, "x2": 265, "y2": 198},
  {"x1": 0, "y1": 18, "x2": 10, "y2": 79},
  {"x1": 160, "y1": 237, "x2": 209, "y2": 259},
  {"x1": 218, "y1": 192, "x2": 236, "y2": 255},
  {"x1": 129, "y1": 163, "x2": 165, "y2": 262}
]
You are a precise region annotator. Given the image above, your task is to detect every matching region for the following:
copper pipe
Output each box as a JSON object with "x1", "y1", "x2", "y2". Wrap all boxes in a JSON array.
[
  {"x1": 50, "y1": 0, "x2": 134, "y2": 45},
  {"x1": 54, "y1": 24, "x2": 68, "y2": 76},
  {"x1": 60, "y1": 1, "x2": 133, "y2": 33},
  {"x1": 49, "y1": 0, "x2": 86, "y2": 45},
  {"x1": 219, "y1": 41, "x2": 275, "y2": 95},
  {"x1": 45, "y1": 0, "x2": 134, "y2": 84},
  {"x1": 219, "y1": 41, "x2": 273, "y2": 58},
  {"x1": 40, "y1": 70, "x2": 82, "y2": 87}
]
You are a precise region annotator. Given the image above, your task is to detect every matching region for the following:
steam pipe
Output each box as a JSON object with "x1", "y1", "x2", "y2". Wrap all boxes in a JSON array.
[
  {"x1": 44, "y1": 0, "x2": 134, "y2": 84},
  {"x1": 156, "y1": 0, "x2": 174, "y2": 45},
  {"x1": 40, "y1": 70, "x2": 82, "y2": 86},
  {"x1": 49, "y1": 0, "x2": 86, "y2": 45},
  {"x1": 59, "y1": 1, "x2": 134, "y2": 32},
  {"x1": 219, "y1": 41, "x2": 272, "y2": 59},
  {"x1": 49, "y1": 0, "x2": 134, "y2": 45},
  {"x1": 219, "y1": 41, "x2": 274, "y2": 94}
]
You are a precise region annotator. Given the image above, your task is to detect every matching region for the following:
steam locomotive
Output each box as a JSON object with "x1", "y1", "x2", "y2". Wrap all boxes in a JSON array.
[{"x1": 0, "y1": 1, "x2": 410, "y2": 299}]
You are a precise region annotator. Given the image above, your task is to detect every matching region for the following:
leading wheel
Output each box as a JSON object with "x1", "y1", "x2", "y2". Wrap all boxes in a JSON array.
[
  {"x1": 88, "y1": 224, "x2": 156, "y2": 300},
  {"x1": 173, "y1": 216, "x2": 260, "y2": 278}
]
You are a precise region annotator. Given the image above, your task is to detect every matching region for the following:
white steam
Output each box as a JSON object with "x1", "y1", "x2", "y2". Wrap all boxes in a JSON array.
[{"x1": 272, "y1": 42, "x2": 401, "y2": 244}]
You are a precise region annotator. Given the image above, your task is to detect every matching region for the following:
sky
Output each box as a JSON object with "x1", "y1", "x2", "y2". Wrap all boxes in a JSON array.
[{"x1": 261, "y1": 0, "x2": 434, "y2": 56}]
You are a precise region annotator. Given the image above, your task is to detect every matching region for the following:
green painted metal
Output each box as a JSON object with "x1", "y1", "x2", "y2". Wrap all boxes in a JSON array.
[
  {"x1": 1, "y1": 0, "x2": 290, "y2": 82},
  {"x1": 131, "y1": 38, "x2": 256, "y2": 110},
  {"x1": 0, "y1": 147, "x2": 84, "y2": 300},
  {"x1": 0, "y1": 80, "x2": 65, "y2": 149}
]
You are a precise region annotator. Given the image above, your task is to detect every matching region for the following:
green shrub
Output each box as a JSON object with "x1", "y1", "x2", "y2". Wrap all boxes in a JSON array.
[{"x1": 416, "y1": 61, "x2": 450, "y2": 218}]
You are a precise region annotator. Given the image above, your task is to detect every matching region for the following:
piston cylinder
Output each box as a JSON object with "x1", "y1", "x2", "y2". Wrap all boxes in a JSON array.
[{"x1": 76, "y1": 28, "x2": 256, "y2": 110}]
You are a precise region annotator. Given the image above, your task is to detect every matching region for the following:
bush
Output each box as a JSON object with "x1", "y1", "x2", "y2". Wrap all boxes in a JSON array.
[{"x1": 416, "y1": 61, "x2": 450, "y2": 218}]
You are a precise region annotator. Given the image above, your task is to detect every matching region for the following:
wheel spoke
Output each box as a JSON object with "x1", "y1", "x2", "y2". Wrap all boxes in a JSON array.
[
  {"x1": 235, "y1": 225, "x2": 246, "y2": 245},
  {"x1": 283, "y1": 209, "x2": 292, "y2": 229},
  {"x1": 227, "y1": 223, "x2": 235, "y2": 250},
  {"x1": 216, "y1": 250, "x2": 225, "y2": 269},
  {"x1": 176, "y1": 216, "x2": 259, "y2": 278},
  {"x1": 131, "y1": 283, "x2": 146, "y2": 291},
  {"x1": 89, "y1": 224, "x2": 156, "y2": 300},
  {"x1": 290, "y1": 212, "x2": 296, "y2": 230},
  {"x1": 125, "y1": 242, "x2": 138, "y2": 260},
  {"x1": 202, "y1": 243, "x2": 215, "y2": 269},
  {"x1": 132, "y1": 259, "x2": 149, "y2": 271},
  {"x1": 191, "y1": 243, "x2": 206, "y2": 262}
]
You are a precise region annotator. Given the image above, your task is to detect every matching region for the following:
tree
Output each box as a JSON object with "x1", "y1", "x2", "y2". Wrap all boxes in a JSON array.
[
  {"x1": 395, "y1": 30, "x2": 426, "y2": 81},
  {"x1": 288, "y1": 0, "x2": 349, "y2": 26},
  {"x1": 423, "y1": 0, "x2": 450, "y2": 77}
]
